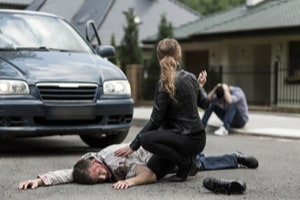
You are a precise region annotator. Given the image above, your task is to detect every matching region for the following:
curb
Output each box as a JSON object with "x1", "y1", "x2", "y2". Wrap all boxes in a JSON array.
[{"x1": 131, "y1": 118, "x2": 300, "y2": 140}]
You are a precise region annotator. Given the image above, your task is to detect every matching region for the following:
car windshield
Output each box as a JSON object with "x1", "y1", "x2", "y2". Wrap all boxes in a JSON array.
[{"x1": 0, "y1": 12, "x2": 92, "y2": 52}]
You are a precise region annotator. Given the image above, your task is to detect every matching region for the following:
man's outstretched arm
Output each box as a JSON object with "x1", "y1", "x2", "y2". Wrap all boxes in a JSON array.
[
  {"x1": 18, "y1": 169, "x2": 73, "y2": 190},
  {"x1": 112, "y1": 164, "x2": 157, "y2": 190}
]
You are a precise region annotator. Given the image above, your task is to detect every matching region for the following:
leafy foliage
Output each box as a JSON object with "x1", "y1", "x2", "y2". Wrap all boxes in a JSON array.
[
  {"x1": 118, "y1": 8, "x2": 142, "y2": 73},
  {"x1": 108, "y1": 34, "x2": 117, "y2": 65}
]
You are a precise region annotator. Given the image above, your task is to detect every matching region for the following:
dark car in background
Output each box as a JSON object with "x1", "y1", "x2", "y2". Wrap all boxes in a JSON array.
[{"x1": 0, "y1": 10, "x2": 134, "y2": 148}]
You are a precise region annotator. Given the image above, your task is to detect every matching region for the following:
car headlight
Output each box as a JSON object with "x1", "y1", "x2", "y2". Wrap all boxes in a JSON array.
[
  {"x1": 103, "y1": 80, "x2": 131, "y2": 95},
  {"x1": 0, "y1": 80, "x2": 29, "y2": 95}
]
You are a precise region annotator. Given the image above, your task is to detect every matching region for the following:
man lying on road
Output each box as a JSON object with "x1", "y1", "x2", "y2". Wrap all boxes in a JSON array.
[{"x1": 18, "y1": 143, "x2": 258, "y2": 190}]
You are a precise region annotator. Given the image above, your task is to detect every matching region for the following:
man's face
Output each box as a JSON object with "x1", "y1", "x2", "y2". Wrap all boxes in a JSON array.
[{"x1": 88, "y1": 159, "x2": 108, "y2": 183}]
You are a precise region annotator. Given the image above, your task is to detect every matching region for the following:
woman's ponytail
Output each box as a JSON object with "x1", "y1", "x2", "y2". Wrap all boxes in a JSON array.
[
  {"x1": 160, "y1": 56, "x2": 177, "y2": 98},
  {"x1": 157, "y1": 38, "x2": 182, "y2": 99}
]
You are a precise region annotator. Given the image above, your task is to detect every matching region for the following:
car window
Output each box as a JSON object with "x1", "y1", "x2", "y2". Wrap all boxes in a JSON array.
[{"x1": 0, "y1": 13, "x2": 92, "y2": 53}]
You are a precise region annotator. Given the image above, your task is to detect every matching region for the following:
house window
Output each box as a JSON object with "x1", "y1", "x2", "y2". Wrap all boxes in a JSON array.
[{"x1": 287, "y1": 41, "x2": 300, "y2": 83}]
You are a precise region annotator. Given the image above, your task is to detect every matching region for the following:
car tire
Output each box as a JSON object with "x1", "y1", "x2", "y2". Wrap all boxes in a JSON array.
[{"x1": 80, "y1": 131, "x2": 128, "y2": 148}]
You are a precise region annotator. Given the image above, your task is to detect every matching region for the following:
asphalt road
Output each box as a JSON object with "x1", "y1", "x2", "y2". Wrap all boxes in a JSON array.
[{"x1": 1, "y1": 126, "x2": 299, "y2": 200}]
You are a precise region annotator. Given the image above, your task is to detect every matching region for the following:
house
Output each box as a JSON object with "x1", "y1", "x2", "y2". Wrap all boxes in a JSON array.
[
  {"x1": 144, "y1": 0, "x2": 300, "y2": 108},
  {"x1": 0, "y1": 0, "x2": 201, "y2": 48}
]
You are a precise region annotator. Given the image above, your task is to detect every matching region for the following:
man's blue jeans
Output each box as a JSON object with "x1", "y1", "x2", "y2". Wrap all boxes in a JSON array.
[
  {"x1": 195, "y1": 153, "x2": 238, "y2": 170},
  {"x1": 202, "y1": 103, "x2": 246, "y2": 130}
]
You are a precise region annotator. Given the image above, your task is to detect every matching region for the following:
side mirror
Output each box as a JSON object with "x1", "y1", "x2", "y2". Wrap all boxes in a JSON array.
[{"x1": 95, "y1": 45, "x2": 115, "y2": 58}]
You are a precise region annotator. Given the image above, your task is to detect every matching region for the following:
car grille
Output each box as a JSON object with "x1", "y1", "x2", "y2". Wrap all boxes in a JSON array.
[{"x1": 37, "y1": 83, "x2": 98, "y2": 102}]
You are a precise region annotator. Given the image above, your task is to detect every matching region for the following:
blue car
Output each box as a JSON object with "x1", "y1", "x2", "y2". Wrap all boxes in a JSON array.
[{"x1": 0, "y1": 10, "x2": 134, "y2": 147}]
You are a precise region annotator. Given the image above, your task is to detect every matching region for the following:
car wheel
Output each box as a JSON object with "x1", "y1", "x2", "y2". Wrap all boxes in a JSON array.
[{"x1": 80, "y1": 131, "x2": 128, "y2": 148}]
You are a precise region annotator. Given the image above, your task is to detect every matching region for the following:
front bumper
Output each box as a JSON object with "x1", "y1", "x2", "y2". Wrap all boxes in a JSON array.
[{"x1": 0, "y1": 98, "x2": 134, "y2": 137}]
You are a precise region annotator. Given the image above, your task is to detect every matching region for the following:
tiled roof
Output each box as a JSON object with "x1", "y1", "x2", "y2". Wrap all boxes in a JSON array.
[
  {"x1": 99, "y1": 0, "x2": 201, "y2": 46},
  {"x1": 38, "y1": 0, "x2": 113, "y2": 38},
  {"x1": 38, "y1": 0, "x2": 84, "y2": 22},
  {"x1": 153, "y1": 0, "x2": 300, "y2": 41},
  {"x1": 70, "y1": 0, "x2": 113, "y2": 39}
]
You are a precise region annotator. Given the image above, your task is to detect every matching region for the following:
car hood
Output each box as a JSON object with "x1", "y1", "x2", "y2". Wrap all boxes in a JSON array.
[{"x1": 0, "y1": 51, "x2": 124, "y2": 85}]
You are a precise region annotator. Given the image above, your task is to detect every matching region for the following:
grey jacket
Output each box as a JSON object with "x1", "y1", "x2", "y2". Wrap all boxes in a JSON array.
[{"x1": 39, "y1": 144, "x2": 152, "y2": 185}]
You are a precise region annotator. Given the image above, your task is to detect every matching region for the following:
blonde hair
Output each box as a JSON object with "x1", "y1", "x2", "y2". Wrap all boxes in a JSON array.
[{"x1": 157, "y1": 38, "x2": 182, "y2": 99}]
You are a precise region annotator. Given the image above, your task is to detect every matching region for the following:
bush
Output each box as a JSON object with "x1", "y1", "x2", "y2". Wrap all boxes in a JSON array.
[{"x1": 119, "y1": 8, "x2": 142, "y2": 73}]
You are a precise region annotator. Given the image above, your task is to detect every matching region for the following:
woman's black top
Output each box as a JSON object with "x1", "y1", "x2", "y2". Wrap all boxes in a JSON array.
[{"x1": 130, "y1": 69, "x2": 209, "y2": 150}]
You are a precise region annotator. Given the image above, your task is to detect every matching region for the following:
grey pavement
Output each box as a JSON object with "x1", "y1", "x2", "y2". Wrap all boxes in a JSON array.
[{"x1": 132, "y1": 106, "x2": 300, "y2": 139}]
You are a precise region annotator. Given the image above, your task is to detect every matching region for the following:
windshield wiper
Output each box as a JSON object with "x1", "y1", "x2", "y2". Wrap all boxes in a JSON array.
[
  {"x1": 0, "y1": 46, "x2": 49, "y2": 51},
  {"x1": 0, "y1": 46, "x2": 73, "y2": 52},
  {"x1": 47, "y1": 47, "x2": 71, "y2": 52}
]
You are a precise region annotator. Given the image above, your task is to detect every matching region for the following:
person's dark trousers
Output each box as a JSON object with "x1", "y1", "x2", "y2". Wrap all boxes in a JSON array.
[
  {"x1": 195, "y1": 153, "x2": 238, "y2": 170},
  {"x1": 140, "y1": 129, "x2": 206, "y2": 179},
  {"x1": 147, "y1": 155, "x2": 176, "y2": 180},
  {"x1": 202, "y1": 103, "x2": 246, "y2": 130}
]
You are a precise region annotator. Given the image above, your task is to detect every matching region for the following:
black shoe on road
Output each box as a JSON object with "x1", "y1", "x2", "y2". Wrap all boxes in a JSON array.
[
  {"x1": 234, "y1": 151, "x2": 259, "y2": 169},
  {"x1": 203, "y1": 177, "x2": 246, "y2": 195}
]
